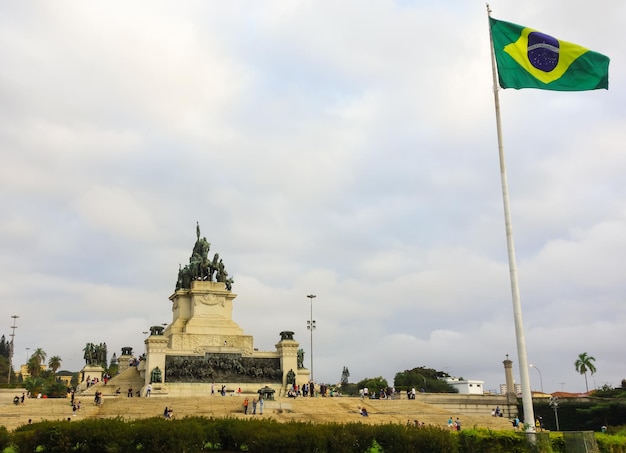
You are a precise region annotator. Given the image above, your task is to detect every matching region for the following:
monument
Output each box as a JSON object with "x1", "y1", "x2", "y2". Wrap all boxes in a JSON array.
[
  {"x1": 78, "y1": 342, "x2": 107, "y2": 390},
  {"x1": 139, "y1": 224, "x2": 310, "y2": 396}
]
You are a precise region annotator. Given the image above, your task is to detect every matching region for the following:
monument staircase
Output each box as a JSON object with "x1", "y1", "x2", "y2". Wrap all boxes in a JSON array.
[
  {"x1": 80, "y1": 366, "x2": 145, "y2": 397},
  {"x1": 1, "y1": 390, "x2": 515, "y2": 432},
  {"x1": 1, "y1": 393, "x2": 101, "y2": 431}
]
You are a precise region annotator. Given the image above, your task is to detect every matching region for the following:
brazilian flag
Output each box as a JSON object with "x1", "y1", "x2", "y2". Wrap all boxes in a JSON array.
[{"x1": 490, "y1": 17, "x2": 609, "y2": 91}]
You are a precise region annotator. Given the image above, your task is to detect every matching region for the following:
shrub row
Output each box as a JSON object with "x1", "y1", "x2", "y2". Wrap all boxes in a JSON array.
[{"x1": 6, "y1": 418, "x2": 626, "y2": 453}]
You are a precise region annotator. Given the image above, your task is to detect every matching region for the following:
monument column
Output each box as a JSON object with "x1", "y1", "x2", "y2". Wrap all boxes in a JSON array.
[
  {"x1": 144, "y1": 327, "x2": 169, "y2": 394},
  {"x1": 275, "y1": 332, "x2": 300, "y2": 388},
  {"x1": 503, "y1": 355, "x2": 518, "y2": 418}
]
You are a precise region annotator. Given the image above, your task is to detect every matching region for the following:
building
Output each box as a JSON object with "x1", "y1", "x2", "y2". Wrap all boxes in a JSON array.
[
  {"x1": 500, "y1": 383, "x2": 522, "y2": 396},
  {"x1": 445, "y1": 377, "x2": 485, "y2": 395}
]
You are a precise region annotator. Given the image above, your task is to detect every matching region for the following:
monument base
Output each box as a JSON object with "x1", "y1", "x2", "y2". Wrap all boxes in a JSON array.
[{"x1": 79, "y1": 365, "x2": 104, "y2": 391}]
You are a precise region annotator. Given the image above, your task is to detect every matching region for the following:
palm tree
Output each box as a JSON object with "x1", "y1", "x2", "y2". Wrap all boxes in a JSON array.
[
  {"x1": 27, "y1": 348, "x2": 47, "y2": 378},
  {"x1": 31, "y1": 348, "x2": 47, "y2": 367},
  {"x1": 574, "y1": 352, "x2": 597, "y2": 393},
  {"x1": 48, "y1": 356, "x2": 62, "y2": 374},
  {"x1": 26, "y1": 356, "x2": 42, "y2": 378}
]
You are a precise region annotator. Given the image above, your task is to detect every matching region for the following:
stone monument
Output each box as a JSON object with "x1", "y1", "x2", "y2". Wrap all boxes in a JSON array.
[
  {"x1": 140, "y1": 224, "x2": 308, "y2": 396},
  {"x1": 78, "y1": 342, "x2": 106, "y2": 390}
]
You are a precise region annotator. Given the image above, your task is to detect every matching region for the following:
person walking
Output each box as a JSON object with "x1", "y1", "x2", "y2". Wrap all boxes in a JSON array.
[
  {"x1": 259, "y1": 396, "x2": 264, "y2": 415},
  {"x1": 243, "y1": 398, "x2": 249, "y2": 415}
]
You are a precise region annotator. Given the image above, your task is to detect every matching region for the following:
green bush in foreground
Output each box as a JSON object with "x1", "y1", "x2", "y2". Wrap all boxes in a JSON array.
[
  {"x1": 7, "y1": 418, "x2": 626, "y2": 453},
  {"x1": 0, "y1": 426, "x2": 9, "y2": 452}
]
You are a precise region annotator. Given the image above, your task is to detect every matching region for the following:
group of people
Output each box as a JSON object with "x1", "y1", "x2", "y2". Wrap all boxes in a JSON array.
[
  {"x1": 407, "y1": 419, "x2": 425, "y2": 427},
  {"x1": 72, "y1": 400, "x2": 82, "y2": 416},
  {"x1": 286, "y1": 381, "x2": 338, "y2": 398},
  {"x1": 491, "y1": 406, "x2": 503, "y2": 417},
  {"x1": 359, "y1": 387, "x2": 406, "y2": 400},
  {"x1": 93, "y1": 391, "x2": 103, "y2": 406},
  {"x1": 85, "y1": 375, "x2": 101, "y2": 388},
  {"x1": 242, "y1": 396, "x2": 264, "y2": 415},
  {"x1": 163, "y1": 406, "x2": 174, "y2": 419},
  {"x1": 447, "y1": 417, "x2": 462, "y2": 431},
  {"x1": 128, "y1": 355, "x2": 144, "y2": 367},
  {"x1": 13, "y1": 393, "x2": 26, "y2": 405},
  {"x1": 125, "y1": 387, "x2": 141, "y2": 397}
]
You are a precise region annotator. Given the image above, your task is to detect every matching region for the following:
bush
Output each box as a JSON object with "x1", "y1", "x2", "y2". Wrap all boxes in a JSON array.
[
  {"x1": 8, "y1": 417, "x2": 626, "y2": 453},
  {"x1": 457, "y1": 429, "x2": 529, "y2": 453},
  {"x1": 0, "y1": 425, "x2": 10, "y2": 451}
]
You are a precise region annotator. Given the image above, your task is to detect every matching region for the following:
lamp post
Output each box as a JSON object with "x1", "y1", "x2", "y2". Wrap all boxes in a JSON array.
[
  {"x1": 530, "y1": 364, "x2": 544, "y2": 393},
  {"x1": 143, "y1": 331, "x2": 149, "y2": 340},
  {"x1": 549, "y1": 396, "x2": 560, "y2": 431},
  {"x1": 25, "y1": 347, "x2": 30, "y2": 363},
  {"x1": 7, "y1": 315, "x2": 18, "y2": 383},
  {"x1": 306, "y1": 294, "x2": 317, "y2": 381}
]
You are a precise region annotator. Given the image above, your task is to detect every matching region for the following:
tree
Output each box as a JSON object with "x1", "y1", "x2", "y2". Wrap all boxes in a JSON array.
[
  {"x1": 48, "y1": 356, "x2": 62, "y2": 374},
  {"x1": 394, "y1": 366, "x2": 457, "y2": 393},
  {"x1": 0, "y1": 356, "x2": 10, "y2": 383},
  {"x1": 356, "y1": 376, "x2": 389, "y2": 396},
  {"x1": 27, "y1": 356, "x2": 42, "y2": 378},
  {"x1": 31, "y1": 348, "x2": 47, "y2": 367},
  {"x1": 575, "y1": 352, "x2": 597, "y2": 393},
  {"x1": 0, "y1": 335, "x2": 9, "y2": 358},
  {"x1": 23, "y1": 377, "x2": 46, "y2": 397},
  {"x1": 27, "y1": 348, "x2": 47, "y2": 378}
]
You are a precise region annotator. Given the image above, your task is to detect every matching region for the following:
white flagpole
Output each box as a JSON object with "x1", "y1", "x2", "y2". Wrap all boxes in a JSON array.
[{"x1": 486, "y1": 4, "x2": 536, "y2": 432}]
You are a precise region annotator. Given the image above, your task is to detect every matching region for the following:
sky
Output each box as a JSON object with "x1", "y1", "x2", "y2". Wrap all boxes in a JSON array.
[{"x1": 1, "y1": 0, "x2": 624, "y2": 395}]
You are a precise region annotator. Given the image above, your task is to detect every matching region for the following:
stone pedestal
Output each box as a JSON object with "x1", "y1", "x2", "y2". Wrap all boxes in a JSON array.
[
  {"x1": 79, "y1": 364, "x2": 104, "y2": 391},
  {"x1": 166, "y1": 281, "x2": 254, "y2": 354},
  {"x1": 297, "y1": 368, "x2": 311, "y2": 386},
  {"x1": 143, "y1": 334, "x2": 169, "y2": 391},
  {"x1": 118, "y1": 353, "x2": 133, "y2": 374},
  {"x1": 275, "y1": 337, "x2": 299, "y2": 387}
]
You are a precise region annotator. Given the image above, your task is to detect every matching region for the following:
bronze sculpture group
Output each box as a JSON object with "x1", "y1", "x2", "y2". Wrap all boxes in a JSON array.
[
  {"x1": 83, "y1": 342, "x2": 108, "y2": 368},
  {"x1": 175, "y1": 223, "x2": 234, "y2": 291}
]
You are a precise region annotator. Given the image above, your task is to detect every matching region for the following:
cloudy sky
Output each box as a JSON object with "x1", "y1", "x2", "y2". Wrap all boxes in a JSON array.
[{"x1": 1, "y1": 0, "x2": 624, "y2": 394}]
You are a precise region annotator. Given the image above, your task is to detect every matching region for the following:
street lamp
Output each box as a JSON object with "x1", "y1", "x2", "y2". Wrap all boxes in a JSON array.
[
  {"x1": 143, "y1": 331, "x2": 149, "y2": 340},
  {"x1": 530, "y1": 364, "x2": 544, "y2": 393},
  {"x1": 306, "y1": 294, "x2": 317, "y2": 381},
  {"x1": 25, "y1": 347, "x2": 30, "y2": 363},
  {"x1": 8, "y1": 315, "x2": 18, "y2": 384},
  {"x1": 549, "y1": 396, "x2": 560, "y2": 431}
]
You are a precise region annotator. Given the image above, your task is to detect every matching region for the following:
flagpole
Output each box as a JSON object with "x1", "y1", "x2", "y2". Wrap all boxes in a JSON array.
[{"x1": 486, "y1": 4, "x2": 535, "y2": 432}]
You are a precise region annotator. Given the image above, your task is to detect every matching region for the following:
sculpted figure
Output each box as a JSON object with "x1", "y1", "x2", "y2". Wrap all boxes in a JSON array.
[
  {"x1": 297, "y1": 349, "x2": 304, "y2": 369},
  {"x1": 150, "y1": 325, "x2": 164, "y2": 336},
  {"x1": 151, "y1": 366, "x2": 162, "y2": 383},
  {"x1": 83, "y1": 343, "x2": 94, "y2": 365},
  {"x1": 174, "y1": 223, "x2": 235, "y2": 290},
  {"x1": 286, "y1": 369, "x2": 296, "y2": 385},
  {"x1": 280, "y1": 331, "x2": 294, "y2": 341}
]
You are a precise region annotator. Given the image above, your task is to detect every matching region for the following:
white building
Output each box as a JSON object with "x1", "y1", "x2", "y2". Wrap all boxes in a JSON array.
[
  {"x1": 499, "y1": 383, "x2": 522, "y2": 396},
  {"x1": 445, "y1": 377, "x2": 484, "y2": 395}
]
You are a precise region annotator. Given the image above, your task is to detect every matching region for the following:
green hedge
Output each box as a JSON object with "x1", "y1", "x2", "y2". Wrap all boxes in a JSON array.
[{"x1": 7, "y1": 418, "x2": 626, "y2": 453}]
